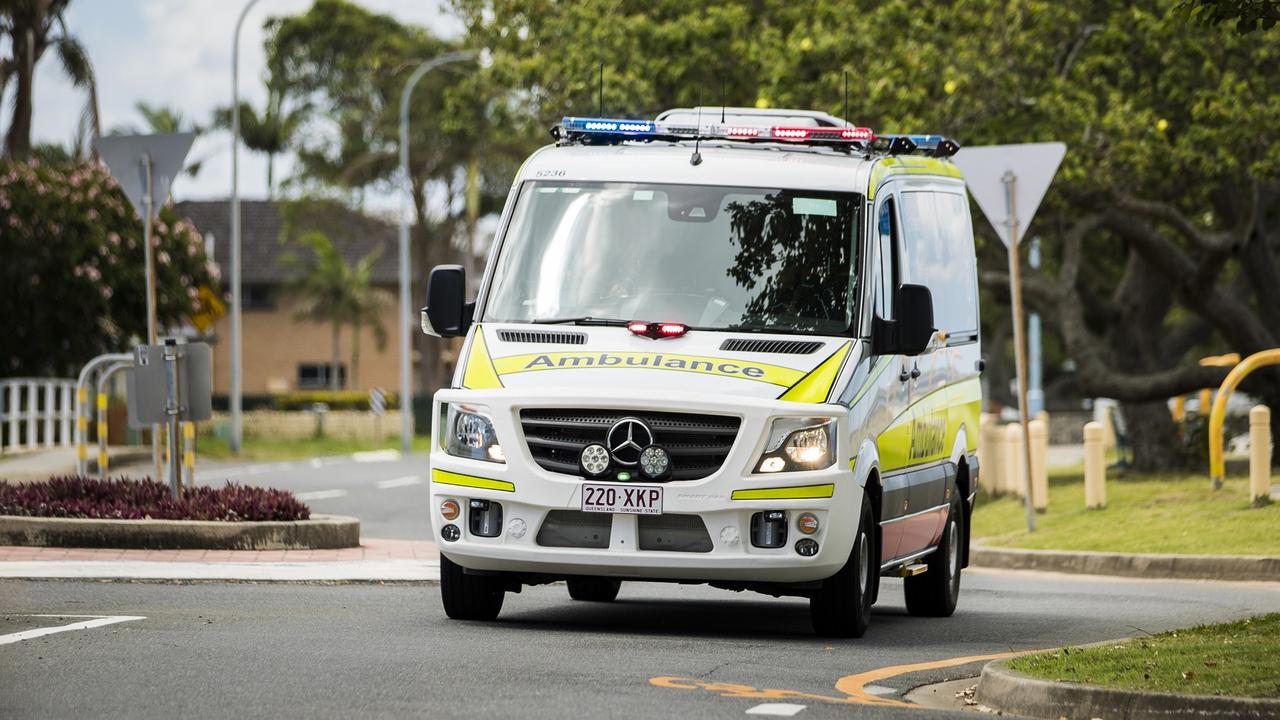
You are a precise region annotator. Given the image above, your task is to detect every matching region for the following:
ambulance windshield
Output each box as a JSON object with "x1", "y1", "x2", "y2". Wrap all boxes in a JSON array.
[{"x1": 484, "y1": 182, "x2": 862, "y2": 336}]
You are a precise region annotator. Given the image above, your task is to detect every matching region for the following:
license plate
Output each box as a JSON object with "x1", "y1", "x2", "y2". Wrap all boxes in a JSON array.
[{"x1": 581, "y1": 483, "x2": 663, "y2": 515}]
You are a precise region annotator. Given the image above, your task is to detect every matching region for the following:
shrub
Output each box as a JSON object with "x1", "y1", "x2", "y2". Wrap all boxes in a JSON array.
[
  {"x1": 272, "y1": 390, "x2": 399, "y2": 411},
  {"x1": 0, "y1": 476, "x2": 310, "y2": 522}
]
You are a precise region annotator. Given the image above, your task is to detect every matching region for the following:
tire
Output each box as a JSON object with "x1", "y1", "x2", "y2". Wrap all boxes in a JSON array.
[
  {"x1": 904, "y1": 497, "x2": 963, "y2": 617},
  {"x1": 810, "y1": 495, "x2": 876, "y2": 638},
  {"x1": 566, "y1": 577, "x2": 622, "y2": 602},
  {"x1": 440, "y1": 554, "x2": 505, "y2": 621}
]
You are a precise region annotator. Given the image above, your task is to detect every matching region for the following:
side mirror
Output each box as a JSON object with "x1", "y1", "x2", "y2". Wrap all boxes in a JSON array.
[
  {"x1": 421, "y1": 265, "x2": 473, "y2": 338},
  {"x1": 871, "y1": 283, "x2": 935, "y2": 356}
]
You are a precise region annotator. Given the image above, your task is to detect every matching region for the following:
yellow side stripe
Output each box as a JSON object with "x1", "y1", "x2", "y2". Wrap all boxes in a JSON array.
[
  {"x1": 431, "y1": 468, "x2": 515, "y2": 493},
  {"x1": 731, "y1": 484, "x2": 835, "y2": 501}
]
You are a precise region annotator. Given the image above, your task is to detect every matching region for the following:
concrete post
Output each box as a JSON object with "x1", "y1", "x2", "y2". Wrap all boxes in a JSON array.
[
  {"x1": 1250, "y1": 405, "x2": 1272, "y2": 507},
  {"x1": 1084, "y1": 421, "x2": 1106, "y2": 509},
  {"x1": 1004, "y1": 423, "x2": 1025, "y2": 497},
  {"x1": 1028, "y1": 418, "x2": 1048, "y2": 512}
]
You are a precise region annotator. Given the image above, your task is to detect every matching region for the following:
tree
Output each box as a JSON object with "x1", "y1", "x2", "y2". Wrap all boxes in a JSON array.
[
  {"x1": 213, "y1": 87, "x2": 305, "y2": 198},
  {"x1": 345, "y1": 248, "x2": 392, "y2": 389},
  {"x1": 1177, "y1": 0, "x2": 1280, "y2": 33},
  {"x1": 1, "y1": 0, "x2": 98, "y2": 157},
  {"x1": 132, "y1": 102, "x2": 198, "y2": 134},
  {"x1": 0, "y1": 157, "x2": 219, "y2": 375},
  {"x1": 454, "y1": 0, "x2": 1280, "y2": 470}
]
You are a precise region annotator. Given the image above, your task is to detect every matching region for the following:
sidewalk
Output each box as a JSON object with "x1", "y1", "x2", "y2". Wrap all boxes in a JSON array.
[
  {"x1": 0, "y1": 537, "x2": 441, "y2": 582},
  {"x1": 0, "y1": 446, "x2": 151, "y2": 483}
]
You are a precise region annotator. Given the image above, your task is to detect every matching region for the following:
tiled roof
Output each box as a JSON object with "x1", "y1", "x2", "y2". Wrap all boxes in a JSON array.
[{"x1": 175, "y1": 199, "x2": 400, "y2": 285}]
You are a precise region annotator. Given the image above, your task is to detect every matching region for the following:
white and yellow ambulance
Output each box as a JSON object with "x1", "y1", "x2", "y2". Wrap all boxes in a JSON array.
[{"x1": 422, "y1": 107, "x2": 982, "y2": 637}]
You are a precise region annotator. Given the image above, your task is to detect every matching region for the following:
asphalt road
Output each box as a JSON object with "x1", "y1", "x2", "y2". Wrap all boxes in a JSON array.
[{"x1": 4, "y1": 571, "x2": 1279, "y2": 719}]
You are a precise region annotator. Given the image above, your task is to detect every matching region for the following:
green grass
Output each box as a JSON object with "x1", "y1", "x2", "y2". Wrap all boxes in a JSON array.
[
  {"x1": 1009, "y1": 614, "x2": 1280, "y2": 698},
  {"x1": 194, "y1": 433, "x2": 433, "y2": 461},
  {"x1": 972, "y1": 469, "x2": 1280, "y2": 555}
]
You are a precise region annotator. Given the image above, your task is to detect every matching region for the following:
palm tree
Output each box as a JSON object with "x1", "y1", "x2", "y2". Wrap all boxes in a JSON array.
[
  {"x1": 345, "y1": 248, "x2": 391, "y2": 389},
  {"x1": 133, "y1": 101, "x2": 198, "y2": 134},
  {"x1": 1, "y1": 0, "x2": 99, "y2": 157},
  {"x1": 214, "y1": 86, "x2": 304, "y2": 198}
]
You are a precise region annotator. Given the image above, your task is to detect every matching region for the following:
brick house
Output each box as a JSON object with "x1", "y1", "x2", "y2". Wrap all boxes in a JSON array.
[{"x1": 176, "y1": 199, "x2": 404, "y2": 398}]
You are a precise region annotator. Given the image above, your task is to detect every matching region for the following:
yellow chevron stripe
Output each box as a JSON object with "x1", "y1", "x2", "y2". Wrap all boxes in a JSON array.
[{"x1": 431, "y1": 468, "x2": 514, "y2": 492}]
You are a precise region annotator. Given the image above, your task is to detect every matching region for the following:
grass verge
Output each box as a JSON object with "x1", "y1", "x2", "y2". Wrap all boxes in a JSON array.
[
  {"x1": 195, "y1": 433, "x2": 434, "y2": 462},
  {"x1": 972, "y1": 471, "x2": 1279, "y2": 555},
  {"x1": 1008, "y1": 614, "x2": 1280, "y2": 699}
]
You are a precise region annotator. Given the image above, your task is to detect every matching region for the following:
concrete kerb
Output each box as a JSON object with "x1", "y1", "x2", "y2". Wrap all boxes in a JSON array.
[
  {"x1": 977, "y1": 657, "x2": 1280, "y2": 720},
  {"x1": 0, "y1": 513, "x2": 360, "y2": 550},
  {"x1": 972, "y1": 543, "x2": 1280, "y2": 583},
  {"x1": 0, "y1": 559, "x2": 441, "y2": 583}
]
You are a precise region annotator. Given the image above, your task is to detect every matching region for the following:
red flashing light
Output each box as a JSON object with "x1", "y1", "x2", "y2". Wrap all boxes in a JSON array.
[
  {"x1": 772, "y1": 127, "x2": 811, "y2": 141},
  {"x1": 841, "y1": 126, "x2": 876, "y2": 141},
  {"x1": 725, "y1": 126, "x2": 761, "y2": 138},
  {"x1": 628, "y1": 321, "x2": 689, "y2": 339}
]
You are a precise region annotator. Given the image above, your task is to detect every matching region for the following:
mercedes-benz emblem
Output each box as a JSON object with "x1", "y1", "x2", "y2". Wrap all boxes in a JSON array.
[{"x1": 605, "y1": 417, "x2": 654, "y2": 466}]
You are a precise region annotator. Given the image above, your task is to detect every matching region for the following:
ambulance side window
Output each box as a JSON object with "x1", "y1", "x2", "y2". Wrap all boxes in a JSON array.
[{"x1": 875, "y1": 197, "x2": 899, "y2": 322}]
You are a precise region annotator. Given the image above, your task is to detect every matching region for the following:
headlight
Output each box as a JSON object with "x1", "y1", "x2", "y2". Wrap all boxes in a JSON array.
[
  {"x1": 441, "y1": 403, "x2": 505, "y2": 463},
  {"x1": 754, "y1": 417, "x2": 836, "y2": 473}
]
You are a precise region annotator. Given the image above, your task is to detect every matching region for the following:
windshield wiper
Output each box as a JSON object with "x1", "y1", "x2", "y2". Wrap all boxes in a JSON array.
[{"x1": 529, "y1": 316, "x2": 631, "y2": 326}]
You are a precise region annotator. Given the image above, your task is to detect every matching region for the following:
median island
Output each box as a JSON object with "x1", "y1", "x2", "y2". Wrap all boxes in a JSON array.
[{"x1": 0, "y1": 476, "x2": 358, "y2": 550}]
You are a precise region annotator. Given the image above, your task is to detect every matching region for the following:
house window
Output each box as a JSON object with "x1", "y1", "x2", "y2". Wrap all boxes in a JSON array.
[
  {"x1": 243, "y1": 284, "x2": 276, "y2": 311},
  {"x1": 297, "y1": 363, "x2": 346, "y2": 390}
]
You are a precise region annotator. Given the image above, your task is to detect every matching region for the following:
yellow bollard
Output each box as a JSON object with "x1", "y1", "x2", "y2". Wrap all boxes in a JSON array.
[
  {"x1": 1004, "y1": 423, "x2": 1026, "y2": 498},
  {"x1": 96, "y1": 393, "x2": 109, "y2": 479},
  {"x1": 1250, "y1": 406, "x2": 1272, "y2": 507},
  {"x1": 1199, "y1": 389, "x2": 1212, "y2": 417},
  {"x1": 1172, "y1": 396, "x2": 1186, "y2": 423},
  {"x1": 978, "y1": 414, "x2": 998, "y2": 495},
  {"x1": 1028, "y1": 418, "x2": 1049, "y2": 512},
  {"x1": 182, "y1": 421, "x2": 196, "y2": 493},
  {"x1": 1084, "y1": 421, "x2": 1106, "y2": 509}
]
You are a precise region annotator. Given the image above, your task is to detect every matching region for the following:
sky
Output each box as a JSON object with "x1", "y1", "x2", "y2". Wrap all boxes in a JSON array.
[{"x1": 24, "y1": 0, "x2": 464, "y2": 213}]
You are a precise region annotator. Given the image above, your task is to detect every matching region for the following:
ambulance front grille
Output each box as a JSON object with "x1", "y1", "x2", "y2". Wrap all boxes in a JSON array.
[{"x1": 519, "y1": 409, "x2": 740, "y2": 482}]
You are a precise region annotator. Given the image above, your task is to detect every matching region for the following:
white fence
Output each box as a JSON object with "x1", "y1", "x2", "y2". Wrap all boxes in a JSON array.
[{"x1": 0, "y1": 378, "x2": 77, "y2": 454}]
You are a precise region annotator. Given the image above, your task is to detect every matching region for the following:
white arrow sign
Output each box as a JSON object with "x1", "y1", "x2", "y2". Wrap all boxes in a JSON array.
[{"x1": 952, "y1": 142, "x2": 1066, "y2": 247}]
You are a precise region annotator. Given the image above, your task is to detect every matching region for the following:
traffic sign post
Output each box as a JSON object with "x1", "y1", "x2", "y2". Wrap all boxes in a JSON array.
[
  {"x1": 95, "y1": 132, "x2": 196, "y2": 483},
  {"x1": 953, "y1": 143, "x2": 1067, "y2": 533},
  {"x1": 127, "y1": 340, "x2": 212, "y2": 497}
]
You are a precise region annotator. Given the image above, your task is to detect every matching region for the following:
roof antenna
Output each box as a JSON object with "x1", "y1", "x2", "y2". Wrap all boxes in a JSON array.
[
  {"x1": 598, "y1": 63, "x2": 604, "y2": 116},
  {"x1": 690, "y1": 92, "x2": 704, "y2": 166},
  {"x1": 843, "y1": 70, "x2": 850, "y2": 128},
  {"x1": 720, "y1": 77, "x2": 726, "y2": 123}
]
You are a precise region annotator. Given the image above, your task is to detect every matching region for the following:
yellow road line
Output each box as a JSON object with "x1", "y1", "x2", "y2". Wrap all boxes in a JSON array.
[{"x1": 834, "y1": 649, "x2": 1032, "y2": 707}]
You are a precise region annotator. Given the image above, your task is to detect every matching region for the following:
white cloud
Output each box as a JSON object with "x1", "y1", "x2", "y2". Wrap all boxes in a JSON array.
[{"x1": 22, "y1": 0, "x2": 463, "y2": 207}]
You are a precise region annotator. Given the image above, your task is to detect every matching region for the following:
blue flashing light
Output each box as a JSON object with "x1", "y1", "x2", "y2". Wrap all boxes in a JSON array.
[{"x1": 562, "y1": 117, "x2": 655, "y2": 135}]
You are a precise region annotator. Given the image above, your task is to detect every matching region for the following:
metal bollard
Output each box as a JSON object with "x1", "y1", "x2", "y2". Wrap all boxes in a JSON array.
[
  {"x1": 96, "y1": 393, "x2": 109, "y2": 479},
  {"x1": 182, "y1": 421, "x2": 196, "y2": 492},
  {"x1": 1029, "y1": 418, "x2": 1049, "y2": 512},
  {"x1": 1004, "y1": 423, "x2": 1025, "y2": 498},
  {"x1": 76, "y1": 386, "x2": 89, "y2": 475},
  {"x1": 1250, "y1": 406, "x2": 1272, "y2": 508},
  {"x1": 1084, "y1": 421, "x2": 1106, "y2": 509}
]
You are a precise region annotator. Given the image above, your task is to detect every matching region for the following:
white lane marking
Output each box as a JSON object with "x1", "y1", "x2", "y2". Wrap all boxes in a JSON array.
[
  {"x1": 352, "y1": 449, "x2": 401, "y2": 463},
  {"x1": 1, "y1": 615, "x2": 145, "y2": 645},
  {"x1": 745, "y1": 704, "x2": 806, "y2": 717},
  {"x1": 294, "y1": 489, "x2": 348, "y2": 501},
  {"x1": 309, "y1": 458, "x2": 323, "y2": 468},
  {"x1": 863, "y1": 684, "x2": 898, "y2": 696},
  {"x1": 376, "y1": 475, "x2": 423, "y2": 490},
  {"x1": 0, "y1": 561, "x2": 440, "y2": 582}
]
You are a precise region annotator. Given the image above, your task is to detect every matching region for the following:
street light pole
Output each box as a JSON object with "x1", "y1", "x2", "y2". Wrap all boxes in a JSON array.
[
  {"x1": 229, "y1": 0, "x2": 262, "y2": 455},
  {"x1": 398, "y1": 50, "x2": 475, "y2": 454}
]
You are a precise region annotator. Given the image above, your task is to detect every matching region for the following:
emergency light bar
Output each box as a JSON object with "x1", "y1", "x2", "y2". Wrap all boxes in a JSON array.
[{"x1": 555, "y1": 116, "x2": 960, "y2": 157}]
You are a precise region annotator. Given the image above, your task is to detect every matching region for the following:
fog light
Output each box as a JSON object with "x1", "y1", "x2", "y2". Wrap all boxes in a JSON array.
[
  {"x1": 440, "y1": 498, "x2": 460, "y2": 521},
  {"x1": 507, "y1": 517, "x2": 527, "y2": 539},
  {"x1": 469, "y1": 499, "x2": 503, "y2": 538},
  {"x1": 441, "y1": 524, "x2": 461, "y2": 542},
  {"x1": 639, "y1": 445, "x2": 670, "y2": 479},
  {"x1": 797, "y1": 513, "x2": 819, "y2": 534},
  {"x1": 758, "y1": 456, "x2": 786, "y2": 473},
  {"x1": 487, "y1": 444, "x2": 506, "y2": 462},
  {"x1": 580, "y1": 443, "x2": 610, "y2": 476},
  {"x1": 719, "y1": 525, "x2": 740, "y2": 547},
  {"x1": 795, "y1": 538, "x2": 819, "y2": 556},
  {"x1": 750, "y1": 510, "x2": 787, "y2": 548}
]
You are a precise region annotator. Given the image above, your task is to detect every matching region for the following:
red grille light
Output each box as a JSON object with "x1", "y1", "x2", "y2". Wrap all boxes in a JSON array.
[{"x1": 628, "y1": 321, "x2": 688, "y2": 339}]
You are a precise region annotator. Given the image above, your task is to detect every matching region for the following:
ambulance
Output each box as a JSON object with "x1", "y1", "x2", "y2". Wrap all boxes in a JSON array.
[{"x1": 422, "y1": 107, "x2": 982, "y2": 637}]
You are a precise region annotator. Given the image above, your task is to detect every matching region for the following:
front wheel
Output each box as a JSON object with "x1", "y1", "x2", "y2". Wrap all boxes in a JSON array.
[
  {"x1": 904, "y1": 498, "x2": 963, "y2": 617},
  {"x1": 810, "y1": 495, "x2": 876, "y2": 638},
  {"x1": 440, "y1": 554, "x2": 505, "y2": 621},
  {"x1": 566, "y1": 577, "x2": 621, "y2": 602}
]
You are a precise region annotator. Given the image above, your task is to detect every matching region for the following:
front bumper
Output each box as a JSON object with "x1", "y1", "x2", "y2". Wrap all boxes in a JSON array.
[{"x1": 427, "y1": 387, "x2": 862, "y2": 584}]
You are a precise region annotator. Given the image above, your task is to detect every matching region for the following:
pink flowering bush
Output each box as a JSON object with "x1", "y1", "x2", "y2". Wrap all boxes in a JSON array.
[
  {"x1": 0, "y1": 158, "x2": 219, "y2": 376},
  {"x1": 0, "y1": 476, "x2": 310, "y2": 522}
]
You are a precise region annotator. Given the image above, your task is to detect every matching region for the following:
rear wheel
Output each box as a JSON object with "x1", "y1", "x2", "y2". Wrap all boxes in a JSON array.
[
  {"x1": 566, "y1": 577, "x2": 622, "y2": 602},
  {"x1": 440, "y1": 554, "x2": 505, "y2": 621},
  {"x1": 904, "y1": 498, "x2": 962, "y2": 617},
  {"x1": 810, "y1": 495, "x2": 876, "y2": 638}
]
